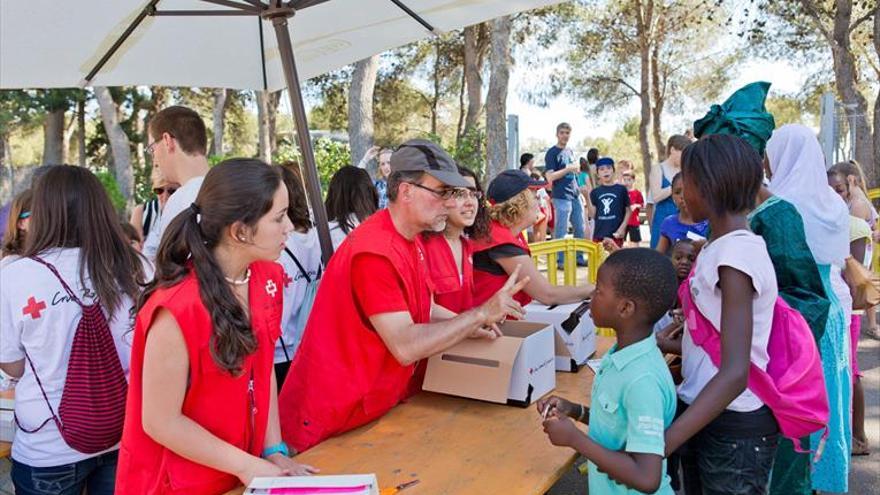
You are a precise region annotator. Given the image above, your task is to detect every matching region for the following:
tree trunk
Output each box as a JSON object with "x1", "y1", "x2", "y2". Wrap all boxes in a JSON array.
[
  {"x1": 635, "y1": 0, "x2": 654, "y2": 181},
  {"x1": 347, "y1": 55, "x2": 380, "y2": 171},
  {"x1": 211, "y1": 88, "x2": 229, "y2": 157},
  {"x1": 0, "y1": 132, "x2": 10, "y2": 170},
  {"x1": 873, "y1": 8, "x2": 880, "y2": 188},
  {"x1": 135, "y1": 109, "x2": 147, "y2": 170},
  {"x1": 95, "y1": 86, "x2": 133, "y2": 203},
  {"x1": 486, "y1": 16, "x2": 512, "y2": 180},
  {"x1": 268, "y1": 91, "x2": 280, "y2": 157},
  {"x1": 463, "y1": 23, "x2": 488, "y2": 138},
  {"x1": 650, "y1": 39, "x2": 666, "y2": 160},
  {"x1": 431, "y1": 41, "x2": 441, "y2": 136},
  {"x1": 257, "y1": 91, "x2": 272, "y2": 162},
  {"x1": 42, "y1": 108, "x2": 65, "y2": 165},
  {"x1": 77, "y1": 98, "x2": 86, "y2": 166},
  {"x1": 828, "y1": 0, "x2": 874, "y2": 184},
  {"x1": 456, "y1": 67, "x2": 466, "y2": 147}
]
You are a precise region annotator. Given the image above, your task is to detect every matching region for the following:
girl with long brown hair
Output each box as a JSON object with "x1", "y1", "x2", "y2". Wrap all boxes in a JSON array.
[
  {"x1": 1, "y1": 165, "x2": 146, "y2": 495},
  {"x1": 115, "y1": 159, "x2": 317, "y2": 495}
]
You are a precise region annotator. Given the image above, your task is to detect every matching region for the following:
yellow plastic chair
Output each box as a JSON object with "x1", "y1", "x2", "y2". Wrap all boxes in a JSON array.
[{"x1": 528, "y1": 238, "x2": 615, "y2": 336}]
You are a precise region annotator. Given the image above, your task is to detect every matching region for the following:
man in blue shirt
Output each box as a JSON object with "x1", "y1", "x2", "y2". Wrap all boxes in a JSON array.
[{"x1": 544, "y1": 122, "x2": 587, "y2": 267}]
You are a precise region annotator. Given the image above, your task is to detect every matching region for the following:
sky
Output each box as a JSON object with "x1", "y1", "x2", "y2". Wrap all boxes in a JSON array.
[{"x1": 507, "y1": 57, "x2": 808, "y2": 146}]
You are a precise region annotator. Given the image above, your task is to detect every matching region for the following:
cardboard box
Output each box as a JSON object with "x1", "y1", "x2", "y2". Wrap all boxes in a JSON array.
[
  {"x1": 246, "y1": 474, "x2": 379, "y2": 495},
  {"x1": 524, "y1": 301, "x2": 597, "y2": 372},
  {"x1": 422, "y1": 321, "x2": 555, "y2": 406}
]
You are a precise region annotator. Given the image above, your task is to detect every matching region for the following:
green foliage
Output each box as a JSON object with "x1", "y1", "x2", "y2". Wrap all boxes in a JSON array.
[
  {"x1": 312, "y1": 138, "x2": 352, "y2": 190},
  {"x1": 94, "y1": 169, "x2": 126, "y2": 212},
  {"x1": 452, "y1": 126, "x2": 486, "y2": 182}
]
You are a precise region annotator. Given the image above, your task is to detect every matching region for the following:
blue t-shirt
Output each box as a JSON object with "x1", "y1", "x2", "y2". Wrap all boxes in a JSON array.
[
  {"x1": 545, "y1": 146, "x2": 578, "y2": 200},
  {"x1": 588, "y1": 336, "x2": 676, "y2": 494},
  {"x1": 589, "y1": 184, "x2": 630, "y2": 240},
  {"x1": 659, "y1": 214, "x2": 709, "y2": 245}
]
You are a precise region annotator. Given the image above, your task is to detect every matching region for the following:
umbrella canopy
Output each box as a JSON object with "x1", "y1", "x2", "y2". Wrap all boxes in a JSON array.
[
  {"x1": 1, "y1": 0, "x2": 561, "y2": 262},
  {"x1": 1, "y1": 0, "x2": 559, "y2": 90}
]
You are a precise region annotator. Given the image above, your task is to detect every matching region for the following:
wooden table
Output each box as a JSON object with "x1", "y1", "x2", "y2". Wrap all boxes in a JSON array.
[{"x1": 228, "y1": 336, "x2": 614, "y2": 495}]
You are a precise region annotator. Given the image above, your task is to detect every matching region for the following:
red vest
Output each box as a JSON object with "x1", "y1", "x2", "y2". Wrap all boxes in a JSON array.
[
  {"x1": 115, "y1": 262, "x2": 282, "y2": 495},
  {"x1": 421, "y1": 233, "x2": 475, "y2": 314},
  {"x1": 472, "y1": 220, "x2": 533, "y2": 309},
  {"x1": 279, "y1": 210, "x2": 433, "y2": 452}
]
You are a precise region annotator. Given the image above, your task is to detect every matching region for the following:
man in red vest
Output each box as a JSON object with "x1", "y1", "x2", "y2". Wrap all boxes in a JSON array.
[{"x1": 279, "y1": 139, "x2": 529, "y2": 452}]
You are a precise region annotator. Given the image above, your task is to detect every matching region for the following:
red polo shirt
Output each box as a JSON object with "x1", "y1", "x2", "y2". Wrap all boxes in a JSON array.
[
  {"x1": 278, "y1": 209, "x2": 434, "y2": 452},
  {"x1": 421, "y1": 233, "x2": 475, "y2": 314}
]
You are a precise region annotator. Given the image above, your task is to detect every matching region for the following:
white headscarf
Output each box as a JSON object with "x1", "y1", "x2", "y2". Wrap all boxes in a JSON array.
[{"x1": 767, "y1": 124, "x2": 850, "y2": 266}]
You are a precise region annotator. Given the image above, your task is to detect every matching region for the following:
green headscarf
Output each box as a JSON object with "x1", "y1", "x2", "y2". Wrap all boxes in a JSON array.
[{"x1": 693, "y1": 81, "x2": 776, "y2": 156}]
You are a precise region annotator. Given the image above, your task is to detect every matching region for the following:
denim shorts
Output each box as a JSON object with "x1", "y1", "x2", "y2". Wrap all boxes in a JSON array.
[
  {"x1": 11, "y1": 450, "x2": 118, "y2": 495},
  {"x1": 677, "y1": 403, "x2": 780, "y2": 495}
]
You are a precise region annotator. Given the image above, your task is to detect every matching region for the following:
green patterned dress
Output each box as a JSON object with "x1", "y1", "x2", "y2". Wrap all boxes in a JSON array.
[{"x1": 748, "y1": 195, "x2": 830, "y2": 495}]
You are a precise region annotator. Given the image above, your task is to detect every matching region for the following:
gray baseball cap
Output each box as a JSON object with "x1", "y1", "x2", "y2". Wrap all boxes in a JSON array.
[{"x1": 390, "y1": 139, "x2": 471, "y2": 188}]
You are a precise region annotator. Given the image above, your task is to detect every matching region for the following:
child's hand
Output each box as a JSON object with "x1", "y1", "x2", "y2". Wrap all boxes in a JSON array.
[
  {"x1": 267, "y1": 453, "x2": 320, "y2": 476},
  {"x1": 655, "y1": 323, "x2": 683, "y2": 354},
  {"x1": 542, "y1": 414, "x2": 581, "y2": 448},
  {"x1": 602, "y1": 238, "x2": 620, "y2": 253},
  {"x1": 536, "y1": 395, "x2": 578, "y2": 420},
  {"x1": 670, "y1": 309, "x2": 684, "y2": 326}
]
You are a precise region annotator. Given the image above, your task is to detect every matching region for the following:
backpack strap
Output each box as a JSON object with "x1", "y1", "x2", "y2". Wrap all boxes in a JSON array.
[
  {"x1": 284, "y1": 247, "x2": 312, "y2": 283},
  {"x1": 14, "y1": 349, "x2": 62, "y2": 434},
  {"x1": 29, "y1": 256, "x2": 86, "y2": 307}
]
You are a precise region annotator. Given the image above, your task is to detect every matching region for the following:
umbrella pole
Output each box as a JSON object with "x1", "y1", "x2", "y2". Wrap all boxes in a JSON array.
[{"x1": 268, "y1": 12, "x2": 334, "y2": 265}]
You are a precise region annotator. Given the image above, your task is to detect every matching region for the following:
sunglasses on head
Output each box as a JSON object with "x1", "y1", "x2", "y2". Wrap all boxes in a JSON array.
[{"x1": 153, "y1": 186, "x2": 178, "y2": 196}]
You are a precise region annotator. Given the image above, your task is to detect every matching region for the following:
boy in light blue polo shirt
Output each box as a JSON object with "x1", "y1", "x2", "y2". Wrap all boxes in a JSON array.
[{"x1": 538, "y1": 248, "x2": 678, "y2": 494}]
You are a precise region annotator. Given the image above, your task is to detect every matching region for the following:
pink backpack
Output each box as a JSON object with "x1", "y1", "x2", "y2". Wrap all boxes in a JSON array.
[
  {"x1": 679, "y1": 273, "x2": 829, "y2": 454},
  {"x1": 16, "y1": 256, "x2": 128, "y2": 454}
]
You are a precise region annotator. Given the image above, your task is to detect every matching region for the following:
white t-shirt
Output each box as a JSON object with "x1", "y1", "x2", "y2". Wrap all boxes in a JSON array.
[
  {"x1": 678, "y1": 230, "x2": 777, "y2": 412},
  {"x1": 275, "y1": 229, "x2": 322, "y2": 363},
  {"x1": 0, "y1": 248, "x2": 137, "y2": 467},
  {"x1": 144, "y1": 176, "x2": 205, "y2": 262},
  {"x1": 328, "y1": 213, "x2": 361, "y2": 250}
]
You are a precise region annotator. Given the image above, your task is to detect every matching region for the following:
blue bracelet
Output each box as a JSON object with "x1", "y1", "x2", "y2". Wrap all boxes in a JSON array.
[{"x1": 262, "y1": 441, "x2": 290, "y2": 458}]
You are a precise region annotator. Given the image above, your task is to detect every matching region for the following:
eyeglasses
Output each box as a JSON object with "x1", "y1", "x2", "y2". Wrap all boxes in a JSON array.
[
  {"x1": 145, "y1": 140, "x2": 160, "y2": 156},
  {"x1": 458, "y1": 189, "x2": 484, "y2": 201},
  {"x1": 407, "y1": 182, "x2": 460, "y2": 201},
  {"x1": 153, "y1": 186, "x2": 178, "y2": 196},
  {"x1": 145, "y1": 132, "x2": 175, "y2": 156}
]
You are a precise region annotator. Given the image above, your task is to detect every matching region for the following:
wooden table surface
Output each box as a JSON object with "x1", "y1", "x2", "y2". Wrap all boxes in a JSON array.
[{"x1": 227, "y1": 336, "x2": 614, "y2": 495}]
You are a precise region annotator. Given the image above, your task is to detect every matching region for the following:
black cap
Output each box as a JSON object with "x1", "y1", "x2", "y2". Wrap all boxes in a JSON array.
[
  {"x1": 390, "y1": 139, "x2": 470, "y2": 188},
  {"x1": 487, "y1": 169, "x2": 547, "y2": 204}
]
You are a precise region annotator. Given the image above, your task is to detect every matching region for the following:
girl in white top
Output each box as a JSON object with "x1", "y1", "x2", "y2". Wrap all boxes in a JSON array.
[
  {"x1": 274, "y1": 165, "x2": 323, "y2": 388},
  {"x1": 661, "y1": 135, "x2": 779, "y2": 494},
  {"x1": 325, "y1": 166, "x2": 379, "y2": 250},
  {"x1": 0, "y1": 166, "x2": 147, "y2": 494}
]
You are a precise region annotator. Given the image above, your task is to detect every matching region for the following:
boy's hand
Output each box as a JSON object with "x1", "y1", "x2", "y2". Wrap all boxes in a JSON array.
[
  {"x1": 602, "y1": 238, "x2": 620, "y2": 253},
  {"x1": 542, "y1": 414, "x2": 581, "y2": 448},
  {"x1": 536, "y1": 395, "x2": 578, "y2": 419}
]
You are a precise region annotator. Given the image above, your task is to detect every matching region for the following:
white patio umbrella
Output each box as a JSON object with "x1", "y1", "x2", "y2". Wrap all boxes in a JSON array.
[{"x1": 1, "y1": 0, "x2": 561, "y2": 262}]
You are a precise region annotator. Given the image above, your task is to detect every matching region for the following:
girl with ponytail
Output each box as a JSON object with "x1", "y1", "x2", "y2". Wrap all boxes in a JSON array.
[{"x1": 116, "y1": 159, "x2": 318, "y2": 495}]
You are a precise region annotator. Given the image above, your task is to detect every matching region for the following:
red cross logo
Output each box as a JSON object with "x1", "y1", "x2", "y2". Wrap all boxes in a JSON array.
[
  {"x1": 282, "y1": 271, "x2": 293, "y2": 288},
  {"x1": 22, "y1": 297, "x2": 47, "y2": 320},
  {"x1": 265, "y1": 280, "x2": 278, "y2": 298}
]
